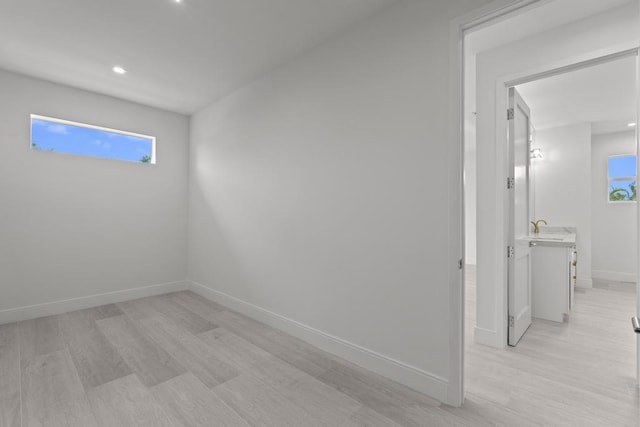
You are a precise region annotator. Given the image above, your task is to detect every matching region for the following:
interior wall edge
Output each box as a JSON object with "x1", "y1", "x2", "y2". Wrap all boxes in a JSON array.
[
  {"x1": 0, "y1": 280, "x2": 189, "y2": 325},
  {"x1": 187, "y1": 279, "x2": 451, "y2": 405}
]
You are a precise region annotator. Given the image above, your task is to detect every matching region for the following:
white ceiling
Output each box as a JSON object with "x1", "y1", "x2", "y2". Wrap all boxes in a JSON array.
[
  {"x1": 516, "y1": 55, "x2": 637, "y2": 134},
  {"x1": 0, "y1": 0, "x2": 396, "y2": 115}
]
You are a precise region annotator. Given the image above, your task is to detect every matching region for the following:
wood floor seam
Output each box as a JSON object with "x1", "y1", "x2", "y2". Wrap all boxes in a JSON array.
[{"x1": 6, "y1": 282, "x2": 640, "y2": 426}]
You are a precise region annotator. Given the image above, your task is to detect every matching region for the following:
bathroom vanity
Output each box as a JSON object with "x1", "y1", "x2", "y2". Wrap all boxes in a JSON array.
[{"x1": 527, "y1": 227, "x2": 577, "y2": 323}]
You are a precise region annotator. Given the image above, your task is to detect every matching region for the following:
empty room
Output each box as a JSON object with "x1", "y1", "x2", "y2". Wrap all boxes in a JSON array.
[{"x1": 1, "y1": 0, "x2": 639, "y2": 426}]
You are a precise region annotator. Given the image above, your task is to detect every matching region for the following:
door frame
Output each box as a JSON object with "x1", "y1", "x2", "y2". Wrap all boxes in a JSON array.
[
  {"x1": 448, "y1": 0, "x2": 545, "y2": 406},
  {"x1": 450, "y1": 0, "x2": 640, "y2": 407},
  {"x1": 499, "y1": 48, "x2": 640, "y2": 344}
]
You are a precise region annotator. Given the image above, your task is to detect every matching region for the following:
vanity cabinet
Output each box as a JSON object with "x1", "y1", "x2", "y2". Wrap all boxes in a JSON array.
[{"x1": 531, "y1": 244, "x2": 576, "y2": 322}]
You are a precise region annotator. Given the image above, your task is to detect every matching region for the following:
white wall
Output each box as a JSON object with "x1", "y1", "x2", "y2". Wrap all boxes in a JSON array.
[
  {"x1": 533, "y1": 123, "x2": 592, "y2": 288},
  {"x1": 188, "y1": 0, "x2": 491, "y2": 404},
  {"x1": 0, "y1": 69, "x2": 189, "y2": 320},
  {"x1": 591, "y1": 130, "x2": 637, "y2": 282},
  {"x1": 474, "y1": 2, "x2": 639, "y2": 348}
]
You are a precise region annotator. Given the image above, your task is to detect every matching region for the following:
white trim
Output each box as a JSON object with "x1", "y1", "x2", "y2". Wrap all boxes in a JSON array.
[
  {"x1": 474, "y1": 326, "x2": 499, "y2": 347},
  {"x1": 504, "y1": 48, "x2": 639, "y2": 87},
  {"x1": 592, "y1": 270, "x2": 636, "y2": 283},
  {"x1": 0, "y1": 281, "x2": 188, "y2": 325},
  {"x1": 30, "y1": 114, "x2": 155, "y2": 141},
  {"x1": 448, "y1": 8, "x2": 465, "y2": 407},
  {"x1": 188, "y1": 280, "x2": 450, "y2": 402},
  {"x1": 456, "y1": 0, "x2": 543, "y2": 33}
]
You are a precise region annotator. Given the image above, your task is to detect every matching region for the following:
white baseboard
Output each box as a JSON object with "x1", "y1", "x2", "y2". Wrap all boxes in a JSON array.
[
  {"x1": 474, "y1": 326, "x2": 500, "y2": 348},
  {"x1": 592, "y1": 270, "x2": 636, "y2": 283},
  {"x1": 0, "y1": 281, "x2": 189, "y2": 325},
  {"x1": 576, "y1": 278, "x2": 593, "y2": 289},
  {"x1": 188, "y1": 280, "x2": 451, "y2": 404}
]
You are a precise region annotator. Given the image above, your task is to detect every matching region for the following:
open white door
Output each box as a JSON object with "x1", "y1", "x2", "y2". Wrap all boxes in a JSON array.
[{"x1": 507, "y1": 87, "x2": 533, "y2": 346}]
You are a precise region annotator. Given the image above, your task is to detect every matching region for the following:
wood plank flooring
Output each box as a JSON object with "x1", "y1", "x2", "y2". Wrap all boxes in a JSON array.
[
  {"x1": 464, "y1": 265, "x2": 640, "y2": 426},
  {"x1": 1, "y1": 275, "x2": 639, "y2": 426}
]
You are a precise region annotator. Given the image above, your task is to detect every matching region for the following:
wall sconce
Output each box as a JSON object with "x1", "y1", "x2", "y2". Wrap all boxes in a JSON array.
[{"x1": 530, "y1": 147, "x2": 543, "y2": 159}]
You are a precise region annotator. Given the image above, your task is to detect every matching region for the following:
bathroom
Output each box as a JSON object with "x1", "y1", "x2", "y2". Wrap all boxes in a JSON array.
[
  {"x1": 466, "y1": 50, "x2": 639, "y2": 348},
  {"x1": 516, "y1": 53, "x2": 637, "y2": 332}
]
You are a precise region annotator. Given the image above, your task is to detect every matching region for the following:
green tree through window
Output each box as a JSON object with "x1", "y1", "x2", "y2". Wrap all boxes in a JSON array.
[{"x1": 608, "y1": 155, "x2": 637, "y2": 202}]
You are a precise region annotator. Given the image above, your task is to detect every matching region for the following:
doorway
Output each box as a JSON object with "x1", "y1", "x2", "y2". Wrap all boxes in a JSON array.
[
  {"x1": 505, "y1": 53, "x2": 638, "y2": 345},
  {"x1": 460, "y1": 0, "x2": 640, "y2": 413}
]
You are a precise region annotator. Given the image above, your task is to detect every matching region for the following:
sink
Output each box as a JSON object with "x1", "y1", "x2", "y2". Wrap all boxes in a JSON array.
[{"x1": 534, "y1": 236, "x2": 565, "y2": 241}]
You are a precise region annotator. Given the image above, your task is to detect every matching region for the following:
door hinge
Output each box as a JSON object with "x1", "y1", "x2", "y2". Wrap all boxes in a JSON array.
[
  {"x1": 508, "y1": 315, "x2": 515, "y2": 328},
  {"x1": 507, "y1": 177, "x2": 515, "y2": 189},
  {"x1": 507, "y1": 108, "x2": 514, "y2": 120},
  {"x1": 507, "y1": 246, "x2": 514, "y2": 258},
  {"x1": 458, "y1": 258, "x2": 463, "y2": 269}
]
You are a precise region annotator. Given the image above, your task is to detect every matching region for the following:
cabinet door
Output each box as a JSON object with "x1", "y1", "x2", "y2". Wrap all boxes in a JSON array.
[{"x1": 531, "y1": 245, "x2": 569, "y2": 323}]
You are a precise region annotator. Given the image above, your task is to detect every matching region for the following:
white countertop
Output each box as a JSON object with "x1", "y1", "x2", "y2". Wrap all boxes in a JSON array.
[{"x1": 520, "y1": 226, "x2": 576, "y2": 247}]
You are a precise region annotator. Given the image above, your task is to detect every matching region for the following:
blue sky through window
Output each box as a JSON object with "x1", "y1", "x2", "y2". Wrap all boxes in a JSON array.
[
  {"x1": 608, "y1": 155, "x2": 637, "y2": 202},
  {"x1": 608, "y1": 155, "x2": 636, "y2": 178},
  {"x1": 30, "y1": 116, "x2": 154, "y2": 163}
]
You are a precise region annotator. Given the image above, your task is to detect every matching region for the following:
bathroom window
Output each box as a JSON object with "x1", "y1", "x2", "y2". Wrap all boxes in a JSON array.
[
  {"x1": 30, "y1": 114, "x2": 155, "y2": 164},
  {"x1": 608, "y1": 154, "x2": 636, "y2": 202}
]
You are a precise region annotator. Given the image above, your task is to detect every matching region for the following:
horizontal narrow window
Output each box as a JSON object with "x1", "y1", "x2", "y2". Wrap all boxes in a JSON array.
[{"x1": 30, "y1": 114, "x2": 155, "y2": 164}]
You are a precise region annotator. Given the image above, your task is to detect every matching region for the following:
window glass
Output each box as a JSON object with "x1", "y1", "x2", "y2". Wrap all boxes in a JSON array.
[
  {"x1": 30, "y1": 115, "x2": 155, "y2": 164},
  {"x1": 608, "y1": 155, "x2": 636, "y2": 202},
  {"x1": 608, "y1": 155, "x2": 636, "y2": 178}
]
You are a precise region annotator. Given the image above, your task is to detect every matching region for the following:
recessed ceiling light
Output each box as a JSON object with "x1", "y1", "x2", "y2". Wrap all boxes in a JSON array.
[
  {"x1": 628, "y1": 122, "x2": 637, "y2": 127},
  {"x1": 112, "y1": 66, "x2": 126, "y2": 75},
  {"x1": 174, "y1": 0, "x2": 182, "y2": 3}
]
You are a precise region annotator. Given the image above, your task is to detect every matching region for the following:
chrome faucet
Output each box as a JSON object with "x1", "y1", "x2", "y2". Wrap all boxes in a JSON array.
[{"x1": 530, "y1": 219, "x2": 547, "y2": 234}]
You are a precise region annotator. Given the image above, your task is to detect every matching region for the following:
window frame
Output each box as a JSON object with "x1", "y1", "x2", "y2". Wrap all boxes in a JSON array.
[
  {"x1": 607, "y1": 153, "x2": 637, "y2": 203},
  {"x1": 30, "y1": 114, "x2": 156, "y2": 164}
]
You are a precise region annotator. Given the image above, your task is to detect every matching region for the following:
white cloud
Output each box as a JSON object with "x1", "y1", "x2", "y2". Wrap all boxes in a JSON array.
[{"x1": 47, "y1": 124, "x2": 69, "y2": 134}]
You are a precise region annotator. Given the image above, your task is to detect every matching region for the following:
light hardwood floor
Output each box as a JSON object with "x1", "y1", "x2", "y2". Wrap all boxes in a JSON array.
[
  {"x1": 463, "y1": 265, "x2": 640, "y2": 427},
  {"x1": 1, "y1": 273, "x2": 639, "y2": 426}
]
